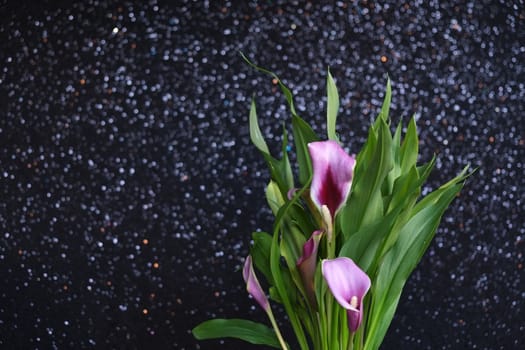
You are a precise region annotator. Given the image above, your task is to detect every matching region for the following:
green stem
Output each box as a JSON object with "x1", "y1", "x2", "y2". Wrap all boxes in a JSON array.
[
  {"x1": 313, "y1": 312, "x2": 323, "y2": 350},
  {"x1": 354, "y1": 293, "x2": 370, "y2": 350},
  {"x1": 347, "y1": 333, "x2": 355, "y2": 350},
  {"x1": 340, "y1": 308, "x2": 349, "y2": 349},
  {"x1": 311, "y1": 310, "x2": 321, "y2": 350},
  {"x1": 267, "y1": 308, "x2": 289, "y2": 350},
  {"x1": 318, "y1": 300, "x2": 329, "y2": 350}
]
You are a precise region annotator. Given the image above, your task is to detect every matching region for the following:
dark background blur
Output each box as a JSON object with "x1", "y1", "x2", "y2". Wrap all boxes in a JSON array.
[{"x1": 1, "y1": 1, "x2": 524, "y2": 349}]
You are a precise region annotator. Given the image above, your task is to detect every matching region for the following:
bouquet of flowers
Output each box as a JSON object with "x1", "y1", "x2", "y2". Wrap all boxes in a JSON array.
[{"x1": 193, "y1": 55, "x2": 471, "y2": 350}]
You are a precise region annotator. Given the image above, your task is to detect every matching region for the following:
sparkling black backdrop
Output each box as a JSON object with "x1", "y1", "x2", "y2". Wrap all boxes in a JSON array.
[{"x1": 1, "y1": 1, "x2": 524, "y2": 349}]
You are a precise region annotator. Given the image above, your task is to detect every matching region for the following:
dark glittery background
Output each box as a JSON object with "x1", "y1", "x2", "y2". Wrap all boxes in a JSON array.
[{"x1": 1, "y1": 1, "x2": 524, "y2": 349}]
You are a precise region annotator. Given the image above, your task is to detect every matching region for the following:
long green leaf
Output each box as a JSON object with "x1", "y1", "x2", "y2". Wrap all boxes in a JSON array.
[
  {"x1": 339, "y1": 207, "x2": 400, "y2": 271},
  {"x1": 243, "y1": 52, "x2": 317, "y2": 192},
  {"x1": 340, "y1": 118, "x2": 393, "y2": 240},
  {"x1": 192, "y1": 318, "x2": 282, "y2": 348},
  {"x1": 280, "y1": 126, "x2": 294, "y2": 191},
  {"x1": 240, "y1": 52, "x2": 298, "y2": 116},
  {"x1": 364, "y1": 181, "x2": 466, "y2": 350},
  {"x1": 250, "y1": 98, "x2": 270, "y2": 154},
  {"x1": 280, "y1": 221, "x2": 307, "y2": 299},
  {"x1": 270, "y1": 223, "x2": 308, "y2": 349},
  {"x1": 250, "y1": 231, "x2": 274, "y2": 286},
  {"x1": 400, "y1": 116, "x2": 418, "y2": 174},
  {"x1": 412, "y1": 165, "x2": 470, "y2": 216},
  {"x1": 262, "y1": 154, "x2": 288, "y2": 198},
  {"x1": 270, "y1": 180, "x2": 312, "y2": 350},
  {"x1": 266, "y1": 180, "x2": 285, "y2": 216},
  {"x1": 326, "y1": 69, "x2": 339, "y2": 142},
  {"x1": 292, "y1": 114, "x2": 318, "y2": 186},
  {"x1": 372, "y1": 78, "x2": 391, "y2": 130},
  {"x1": 382, "y1": 121, "x2": 403, "y2": 200}
]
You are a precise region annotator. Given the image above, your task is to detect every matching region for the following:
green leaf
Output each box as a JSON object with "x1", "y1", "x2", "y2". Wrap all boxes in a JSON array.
[
  {"x1": 242, "y1": 50, "x2": 322, "y2": 189},
  {"x1": 280, "y1": 216, "x2": 307, "y2": 276},
  {"x1": 326, "y1": 69, "x2": 339, "y2": 142},
  {"x1": 372, "y1": 78, "x2": 391, "y2": 130},
  {"x1": 375, "y1": 166, "x2": 422, "y2": 263},
  {"x1": 192, "y1": 318, "x2": 282, "y2": 348},
  {"x1": 270, "y1": 221, "x2": 309, "y2": 350},
  {"x1": 382, "y1": 121, "x2": 403, "y2": 199},
  {"x1": 279, "y1": 221, "x2": 307, "y2": 297},
  {"x1": 400, "y1": 116, "x2": 418, "y2": 174},
  {"x1": 386, "y1": 165, "x2": 421, "y2": 215},
  {"x1": 415, "y1": 155, "x2": 437, "y2": 184},
  {"x1": 266, "y1": 180, "x2": 285, "y2": 216},
  {"x1": 412, "y1": 165, "x2": 470, "y2": 215},
  {"x1": 291, "y1": 114, "x2": 319, "y2": 186},
  {"x1": 270, "y1": 180, "x2": 312, "y2": 350},
  {"x1": 340, "y1": 118, "x2": 393, "y2": 240},
  {"x1": 240, "y1": 52, "x2": 298, "y2": 117},
  {"x1": 280, "y1": 127, "x2": 294, "y2": 191},
  {"x1": 364, "y1": 178, "x2": 467, "y2": 350},
  {"x1": 269, "y1": 286, "x2": 282, "y2": 303},
  {"x1": 288, "y1": 202, "x2": 316, "y2": 240},
  {"x1": 250, "y1": 231, "x2": 274, "y2": 286},
  {"x1": 259, "y1": 140, "x2": 293, "y2": 199},
  {"x1": 249, "y1": 98, "x2": 270, "y2": 154},
  {"x1": 338, "y1": 201, "x2": 400, "y2": 271}
]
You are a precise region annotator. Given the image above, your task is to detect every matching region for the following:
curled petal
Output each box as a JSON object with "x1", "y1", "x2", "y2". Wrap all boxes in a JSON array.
[
  {"x1": 287, "y1": 188, "x2": 298, "y2": 201},
  {"x1": 297, "y1": 230, "x2": 323, "y2": 267},
  {"x1": 322, "y1": 257, "x2": 371, "y2": 332},
  {"x1": 308, "y1": 140, "x2": 355, "y2": 218},
  {"x1": 297, "y1": 230, "x2": 323, "y2": 309},
  {"x1": 243, "y1": 256, "x2": 270, "y2": 312}
]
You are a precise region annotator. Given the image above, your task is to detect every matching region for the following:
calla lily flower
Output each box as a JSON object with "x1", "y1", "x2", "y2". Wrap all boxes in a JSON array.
[
  {"x1": 243, "y1": 255, "x2": 270, "y2": 312},
  {"x1": 297, "y1": 230, "x2": 324, "y2": 308},
  {"x1": 322, "y1": 257, "x2": 371, "y2": 332},
  {"x1": 308, "y1": 140, "x2": 355, "y2": 219}
]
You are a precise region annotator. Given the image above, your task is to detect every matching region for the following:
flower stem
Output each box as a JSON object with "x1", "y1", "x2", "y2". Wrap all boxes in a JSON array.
[
  {"x1": 347, "y1": 333, "x2": 355, "y2": 350},
  {"x1": 267, "y1": 308, "x2": 288, "y2": 350}
]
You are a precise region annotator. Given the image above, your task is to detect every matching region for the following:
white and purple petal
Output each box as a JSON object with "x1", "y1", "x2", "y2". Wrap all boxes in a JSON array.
[
  {"x1": 243, "y1": 255, "x2": 270, "y2": 312},
  {"x1": 308, "y1": 140, "x2": 355, "y2": 218},
  {"x1": 297, "y1": 230, "x2": 324, "y2": 308},
  {"x1": 322, "y1": 257, "x2": 371, "y2": 332}
]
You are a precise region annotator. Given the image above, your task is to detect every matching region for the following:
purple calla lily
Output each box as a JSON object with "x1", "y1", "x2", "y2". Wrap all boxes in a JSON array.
[
  {"x1": 322, "y1": 257, "x2": 371, "y2": 332},
  {"x1": 243, "y1": 255, "x2": 270, "y2": 312},
  {"x1": 297, "y1": 230, "x2": 324, "y2": 308},
  {"x1": 308, "y1": 140, "x2": 355, "y2": 219}
]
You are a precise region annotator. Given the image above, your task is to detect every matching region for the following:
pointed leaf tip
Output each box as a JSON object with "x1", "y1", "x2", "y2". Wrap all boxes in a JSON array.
[
  {"x1": 249, "y1": 98, "x2": 270, "y2": 154},
  {"x1": 326, "y1": 68, "x2": 340, "y2": 142}
]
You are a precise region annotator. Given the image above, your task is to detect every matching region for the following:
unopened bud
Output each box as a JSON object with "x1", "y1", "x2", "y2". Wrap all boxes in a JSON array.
[{"x1": 321, "y1": 204, "x2": 333, "y2": 242}]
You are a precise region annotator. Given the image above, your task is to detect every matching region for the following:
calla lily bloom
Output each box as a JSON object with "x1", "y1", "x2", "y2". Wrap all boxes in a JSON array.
[
  {"x1": 322, "y1": 257, "x2": 371, "y2": 332},
  {"x1": 243, "y1": 256, "x2": 288, "y2": 350},
  {"x1": 243, "y1": 255, "x2": 270, "y2": 312},
  {"x1": 308, "y1": 140, "x2": 355, "y2": 219},
  {"x1": 297, "y1": 230, "x2": 324, "y2": 308}
]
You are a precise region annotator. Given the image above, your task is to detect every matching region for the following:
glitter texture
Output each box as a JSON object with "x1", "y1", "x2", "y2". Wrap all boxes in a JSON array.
[{"x1": 1, "y1": 1, "x2": 523, "y2": 349}]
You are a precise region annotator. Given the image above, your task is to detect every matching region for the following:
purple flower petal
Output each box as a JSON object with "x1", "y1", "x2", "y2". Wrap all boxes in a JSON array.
[
  {"x1": 308, "y1": 140, "x2": 355, "y2": 218},
  {"x1": 322, "y1": 257, "x2": 371, "y2": 332},
  {"x1": 297, "y1": 230, "x2": 324, "y2": 308},
  {"x1": 287, "y1": 188, "x2": 298, "y2": 200},
  {"x1": 297, "y1": 230, "x2": 323, "y2": 267},
  {"x1": 243, "y1": 255, "x2": 270, "y2": 312}
]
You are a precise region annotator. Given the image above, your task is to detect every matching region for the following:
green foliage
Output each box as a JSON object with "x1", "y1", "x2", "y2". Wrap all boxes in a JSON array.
[
  {"x1": 193, "y1": 54, "x2": 471, "y2": 350},
  {"x1": 192, "y1": 319, "x2": 283, "y2": 348},
  {"x1": 292, "y1": 114, "x2": 318, "y2": 186},
  {"x1": 326, "y1": 69, "x2": 340, "y2": 142},
  {"x1": 364, "y1": 171, "x2": 468, "y2": 350}
]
